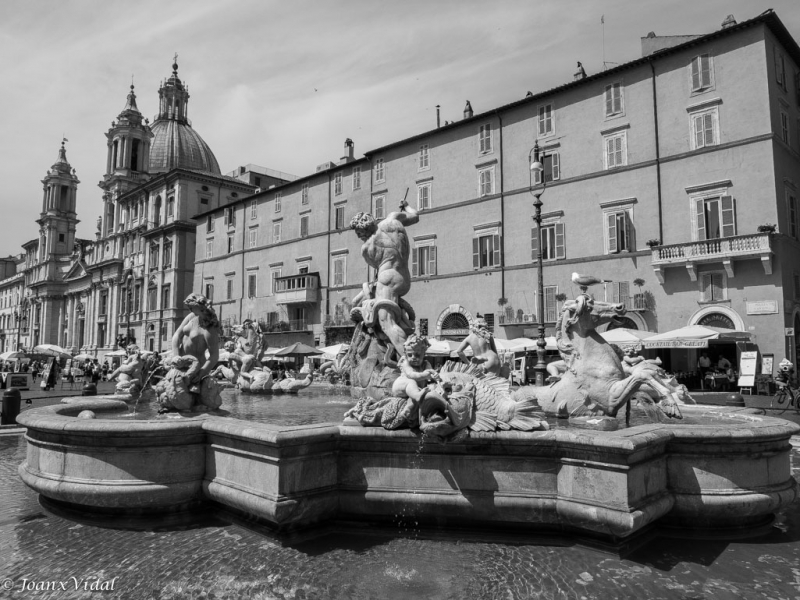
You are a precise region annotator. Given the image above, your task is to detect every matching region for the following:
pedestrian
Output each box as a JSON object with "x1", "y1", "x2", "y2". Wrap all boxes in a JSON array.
[
  {"x1": 697, "y1": 352, "x2": 711, "y2": 388},
  {"x1": 31, "y1": 362, "x2": 39, "y2": 382}
]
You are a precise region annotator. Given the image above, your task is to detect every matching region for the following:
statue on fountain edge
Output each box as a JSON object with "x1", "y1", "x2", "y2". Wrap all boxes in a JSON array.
[{"x1": 155, "y1": 293, "x2": 223, "y2": 412}]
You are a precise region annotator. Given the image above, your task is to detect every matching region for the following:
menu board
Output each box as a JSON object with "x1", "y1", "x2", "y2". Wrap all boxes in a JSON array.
[
  {"x1": 761, "y1": 354, "x2": 774, "y2": 377},
  {"x1": 738, "y1": 351, "x2": 758, "y2": 387}
]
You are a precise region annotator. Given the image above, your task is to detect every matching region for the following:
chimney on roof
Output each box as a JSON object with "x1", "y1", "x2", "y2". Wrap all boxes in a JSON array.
[
  {"x1": 463, "y1": 100, "x2": 473, "y2": 119},
  {"x1": 721, "y1": 14, "x2": 736, "y2": 29},
  {"x1": 436, "y1": 105, "x2": 441, "y2": 128},
  {"x1": 574, "y1": 62, "x2": 587, "y2": 81},
  {"x1": 341, "y1": 138, "x2": 354, "y2": 163}
]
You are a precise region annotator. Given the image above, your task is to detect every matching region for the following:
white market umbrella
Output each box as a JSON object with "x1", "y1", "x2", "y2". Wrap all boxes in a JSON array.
[
  {"x1": 33, "y1": 344, "x2": 71, "y2": 358},
  {"x1": 319, "y1": 343, "x2": 350, "y2": 360},
  {"x1": 0, "y1": 351, "x2": 25, "y2": 361},
  {"x1": 642, "y1": 325, "x2": 750, "y2": 349},
  {"x1": 72, "y1": 353, "x2": 95, "y2": 361},
  {"x1": 600, "y1": 328, "x2": 655, "y2": 351}
]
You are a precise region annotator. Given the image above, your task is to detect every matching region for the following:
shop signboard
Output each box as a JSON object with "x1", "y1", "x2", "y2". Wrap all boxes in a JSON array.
[{"x1": 737, "y1": 351, "x2": 758, "y2": 388}]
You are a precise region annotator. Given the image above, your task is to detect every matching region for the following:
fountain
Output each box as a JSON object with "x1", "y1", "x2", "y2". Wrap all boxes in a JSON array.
[{"x1": 16, "y1": 199, "x2": 800, "y2": 544}]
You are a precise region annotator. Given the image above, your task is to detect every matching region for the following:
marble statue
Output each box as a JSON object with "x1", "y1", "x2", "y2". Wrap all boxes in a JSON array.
[
  {"x1": 533, "y1": 290, "x2": 686, "y2": 420},
  {"x1": 232, "y1": 319, "x2": 262, "y2": 373},
  {"x1": 348, "y1": 198, "x2": 419, "y2": 398},
  {"x1": 109, "y1": 344, "x2": 144, "y2": 398},
  {"x1": 455, "y1": 318, "x2": 501, "y2": 375},
  {"x1": 210, "y1": 341, "x2": 240, "y2": 385},
  {"x1": 156, "y1": 294, "x2": 223, "y2": 412}
]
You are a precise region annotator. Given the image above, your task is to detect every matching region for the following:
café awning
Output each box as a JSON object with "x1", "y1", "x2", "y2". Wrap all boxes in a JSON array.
[
  {"x1": 642, "y1": 325, "x2": 750, "y2": 349},
  {"x1": 600, "y1": 328, "x2": 655, "y2": 351}
]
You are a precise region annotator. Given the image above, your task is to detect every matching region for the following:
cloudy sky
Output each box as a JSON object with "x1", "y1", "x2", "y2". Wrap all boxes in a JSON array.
[{"x1": 0, "y1": 0, "x2": 798, "y2": 252}]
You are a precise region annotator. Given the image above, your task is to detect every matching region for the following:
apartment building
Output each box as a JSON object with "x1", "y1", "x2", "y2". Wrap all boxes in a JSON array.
[{"x1": 194, "y1": 10, "x2": 799, "y2": 367}]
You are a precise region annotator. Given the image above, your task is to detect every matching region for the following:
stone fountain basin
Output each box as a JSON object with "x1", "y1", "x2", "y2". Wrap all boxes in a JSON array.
[{"x1": 17, "y1": 401, "x2": 800, "y2": 541}]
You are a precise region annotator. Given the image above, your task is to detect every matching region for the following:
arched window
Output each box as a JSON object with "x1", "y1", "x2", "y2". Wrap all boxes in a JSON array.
[
  {"x1": 697, "y1": 313, "x2": 735, "y2": 329},
  {"x1": 167, "y1": 196, "x2": 175, "y2": 218},
  {"x1": 606, "y1": 317, "x2": 638, "y2": 331}
]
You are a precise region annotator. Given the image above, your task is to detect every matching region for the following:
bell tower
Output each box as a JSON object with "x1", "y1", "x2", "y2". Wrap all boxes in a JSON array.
[
  {"x1": 38, "y1": 140, "x2": 80, "y2": 259},
  {"x1": 101, "y1": 83, "x2": 153, "y2": 192},
  {"x1": 156, "y1": 56, "x2": 190, "y2": 123}
]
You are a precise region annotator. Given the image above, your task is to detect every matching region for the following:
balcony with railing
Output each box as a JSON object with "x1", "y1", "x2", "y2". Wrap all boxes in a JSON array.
[
  {"x1": 651, "y1": 232, "x2": 773, "y2": 283},
  {"x1": 274, "y1": 272, "x2": 320, "y2": 305},
  {"x1": 261, "y1": 319, "x2": 312, "y2": 332}
]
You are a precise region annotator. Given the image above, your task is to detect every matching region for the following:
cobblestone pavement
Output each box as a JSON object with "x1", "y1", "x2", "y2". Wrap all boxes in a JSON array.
[{"x1": 0, "y1": 390, "x2": 799, "y2": 599}]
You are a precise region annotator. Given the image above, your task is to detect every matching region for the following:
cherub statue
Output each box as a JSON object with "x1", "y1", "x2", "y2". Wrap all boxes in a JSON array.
[{"x1": 455, "y1": 318, "x2": 501, "y2": 375}]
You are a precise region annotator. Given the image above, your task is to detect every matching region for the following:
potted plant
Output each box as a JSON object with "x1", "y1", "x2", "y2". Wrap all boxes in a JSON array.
[
  {"x1": 645, "y1": 239, "x2": 661, "y2": 248},
  {"x1": 555, "y1": 292, "x2": 567, "y2": 304},
  {"x1": 757, "y1": 223, "x2": 777, "y2": 233},
  {"x1": 632, "y1": 278, "x2": 647, "y2": 310}
]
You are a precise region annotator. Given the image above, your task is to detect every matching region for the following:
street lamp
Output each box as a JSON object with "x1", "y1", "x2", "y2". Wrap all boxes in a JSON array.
[{"x1": 529, "y1": 141, "x2": 548, "y2": 386}]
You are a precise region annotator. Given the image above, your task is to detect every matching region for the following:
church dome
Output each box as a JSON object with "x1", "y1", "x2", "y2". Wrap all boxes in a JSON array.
[
  {"x1": 148, "y1": 60, "x2": 221, "y2": 175},
  {"x1": 149, "y1": 120, "x2": 221, "y2": 174}
]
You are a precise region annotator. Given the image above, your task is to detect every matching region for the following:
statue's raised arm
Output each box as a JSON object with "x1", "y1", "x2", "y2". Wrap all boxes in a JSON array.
[{"x1": 386, "y1": 198, "x2": 419, "y2": 228}]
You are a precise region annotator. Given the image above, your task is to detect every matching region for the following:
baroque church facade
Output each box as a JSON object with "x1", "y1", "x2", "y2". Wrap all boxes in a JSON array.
[{"x1": 0, "y1": 61, "x2": 259, "y2": 357}]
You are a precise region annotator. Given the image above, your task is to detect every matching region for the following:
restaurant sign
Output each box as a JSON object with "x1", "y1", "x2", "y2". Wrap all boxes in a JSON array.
[{"x1": 643, "y1": 339, "x2": 708, "y2": 349}]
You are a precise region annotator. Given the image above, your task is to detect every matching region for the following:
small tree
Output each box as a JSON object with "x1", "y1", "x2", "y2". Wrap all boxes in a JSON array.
[
  {"x1": 497, "y1": 297, "x2": 508, "y2": 307},
  {"x1": 633, "y1": 278, "x2": 645, "y2": 291}
]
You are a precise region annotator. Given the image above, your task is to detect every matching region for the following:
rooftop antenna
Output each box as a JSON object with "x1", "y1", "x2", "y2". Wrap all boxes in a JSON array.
[{"x1": 601, "y1": 15, "x2": 618, "y2": 71}]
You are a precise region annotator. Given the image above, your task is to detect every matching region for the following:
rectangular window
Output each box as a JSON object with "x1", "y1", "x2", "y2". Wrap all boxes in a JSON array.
[
  {"x1": 531, "y1": 223, "x2": 566, "y2": 261},
  {"x1": 690, "y1": 54, "x2": 713, "y2": 91},
  {"x1": 479, "y1": 124, "x2": 492, "y2": 153},
  {"x1": 275, "y1": 192, "x2": 281, "y2": 213},
  {"x1": 205, "y1": 240, "x2": 213, "y2": 259},
  {"x1": 100, "y1": 293, "x2": 108, "y2": 316},
  {"x1": 248, "y1": 228, "x2": 258, "y2": 248},
  {"x1": 538, "y1": 104, "x2": 553, "y2": 136},
  {"x1": 352, "y1": 167, "x2": 361, "y2": 190},
  {"x1": 700, "y1": 272, "x2": 725, "y2": 302},
  {"x1": 412, "y1": 244, "x2": 437, "y2": 277},
  {"x1": 375, "y1": 158, "x2": 385, "y2": 182},
  {"x1": 691, "y1": 108, "x2": 718, "y2": 149},
  {"x1": 544, "y1": 285, "x2": 558, "y2": 323},
  {"x1": 374, "y1": 195, "x2": 385, "y2": 219},
  {"x1": 604, "y1": 83, "x2": 623, "y2": 116},
  {"x1": 417, "y1": 183, "x2": 431, "y2": 210},
  {"x1": 606, "y1": 211, "x2": 633, "y2": 253},
  {"x1": 167, "y1": 196, "x2": 175, "y2": 217},
  {"x1": 604, "y1": 132, "x2": 626, "y2": 169},
  {"x1": 161, "y1": 284, "x2": 171, "y2": 309},
  {"x1": 775, "y1": 47, "x2": 786, "y2": 89},
  {"x1": 161, "y1": 322, "x2": 169, "y2": 341},
  {"x1": 694, "y1": 195, "x2": 736, "y2": 240},
  {"x1": 227, "y1": 235, "x2": 234, "y2": 254},
  {"x1": 334, "y1": 172, "x2": 343, "y2": 195},
  {"x1": 300, "y1": 215, "x2": 309, "y2": 238},
  {"x1": 478, "y1": 167, "x2": 494, "y2": 197},
  {"x1": 162, "y1": 241, "x2": 172, "y2": 268},
  {"x1": 788, "y1": 191, "x2": 798, "y2": 239},
  {"x1": 224, "y1": 206, "x2": 236, "y2": 227},
  {"x1": 781, "y1": 111, "x2": 790, "y2": 144},
  {"x1": 608, "y1": 281, "x2": 630, "y2": 306},
  {"x1": 472, "y1": 233, "x2": 500, "y2": 269},
  {"x1": 335, "y1": 206, "x2": 345, "y2": 230},
  {"x1": 272, "y1": 221, "x2": 282, "y2": 243},
  {"x1": 247, "y1": 274, "x2": 257, "y2": 299},
  {"x1": 270, "y1": 270, "x2": 281, "y2": 295},
  {"x1": 206, "y1": 215, "x2": 214, "y2": 233},
  {"x1": 250, "y1": 200, "x2": 257, "y2": 219},
  {"x1": 301, "y1": 183, "x2": 309, "y2": 204},
  {"x1": 533, "y1": 152, "x2": 560, "y2": 184},
  {"x1": 149, "y1": 244, "x2": 159, "y2": 270},
  {"x1": 332, "y1": 256, "x2": 346, "y2": 287},
  {"x1": 226, "y1": 279, "x2": 233, "y2": 300},
  {"x1": 419, "y1": 144, "x2": 430, "y2": 170},
  {"x1": 148, "y1": 287, "x2": 157, "y2": 311}
]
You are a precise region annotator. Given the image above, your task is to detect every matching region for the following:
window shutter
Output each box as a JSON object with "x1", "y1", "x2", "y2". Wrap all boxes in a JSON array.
[
  {"x1": 691, "y1": 57, "x2": 701, "y2": 90},
  {"x1": 429, "y1": 246, "x2": 437, "y2": 276},
  {"x1": 545, "y1": 287, "x2": 557, "y2": 322},
  {"x1": 411, "y1": 247, "x2": 418, "y2": 277},
  {"x1": 531, "y1": 227, "x2": 539, "y2": 261},
  {"x1": 701, "y1": 273, "x2": 711, "y2": 302},
  {"x1": 693, "y1": 115, "x2": 704, "y2": 148},
  {"x1": 700, "y1": 55, "x2": 711, "y2": 88},
  {"x1": 614, "y1": 84, "x2": 622, "y2": 113},
  {"x1": 619, "y1": 281, "x2": 629, "y2": 306},
  {"x1": 721, "y1": 195, "x2": 735, "y2": 237},
  {"x1": 551, "y1": 152, "x2": 560, "y2": 180},
  {"x1": 712, "y1": 273, "x2": 723, "y2": 301},
  {"x1": 492, "y1": 234, "x2": 501, "y2": 266},
  {"x1": 555, "y1": 222, "x2": 565, "y2": 259},
  {"x1": 703, "y1": 113, "x2": 714, "y2": 145},
  {"x1": 605, "y1": 86, "x2": 613, "y2": 115},
  {"x1": 472, "y1": 237, "x2": 480, "y2": 269},
  {"x1": 614, "y1": 136, "x2": 623, "y2": 165},
  {"x1": 607, "y1": 213, "x2": 617, "y2": 253},
  {"x1": 624, "y1": 211, "x2": 633, "y2": 250},
  {"x1": 695, "y1": 198, "x2": 706, "y2": 240}
]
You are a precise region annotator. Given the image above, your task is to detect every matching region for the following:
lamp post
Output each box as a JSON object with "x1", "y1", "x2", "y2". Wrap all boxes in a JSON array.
[{"x1": 529, "y1": 141, "x2": 548, "y2": 386}]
